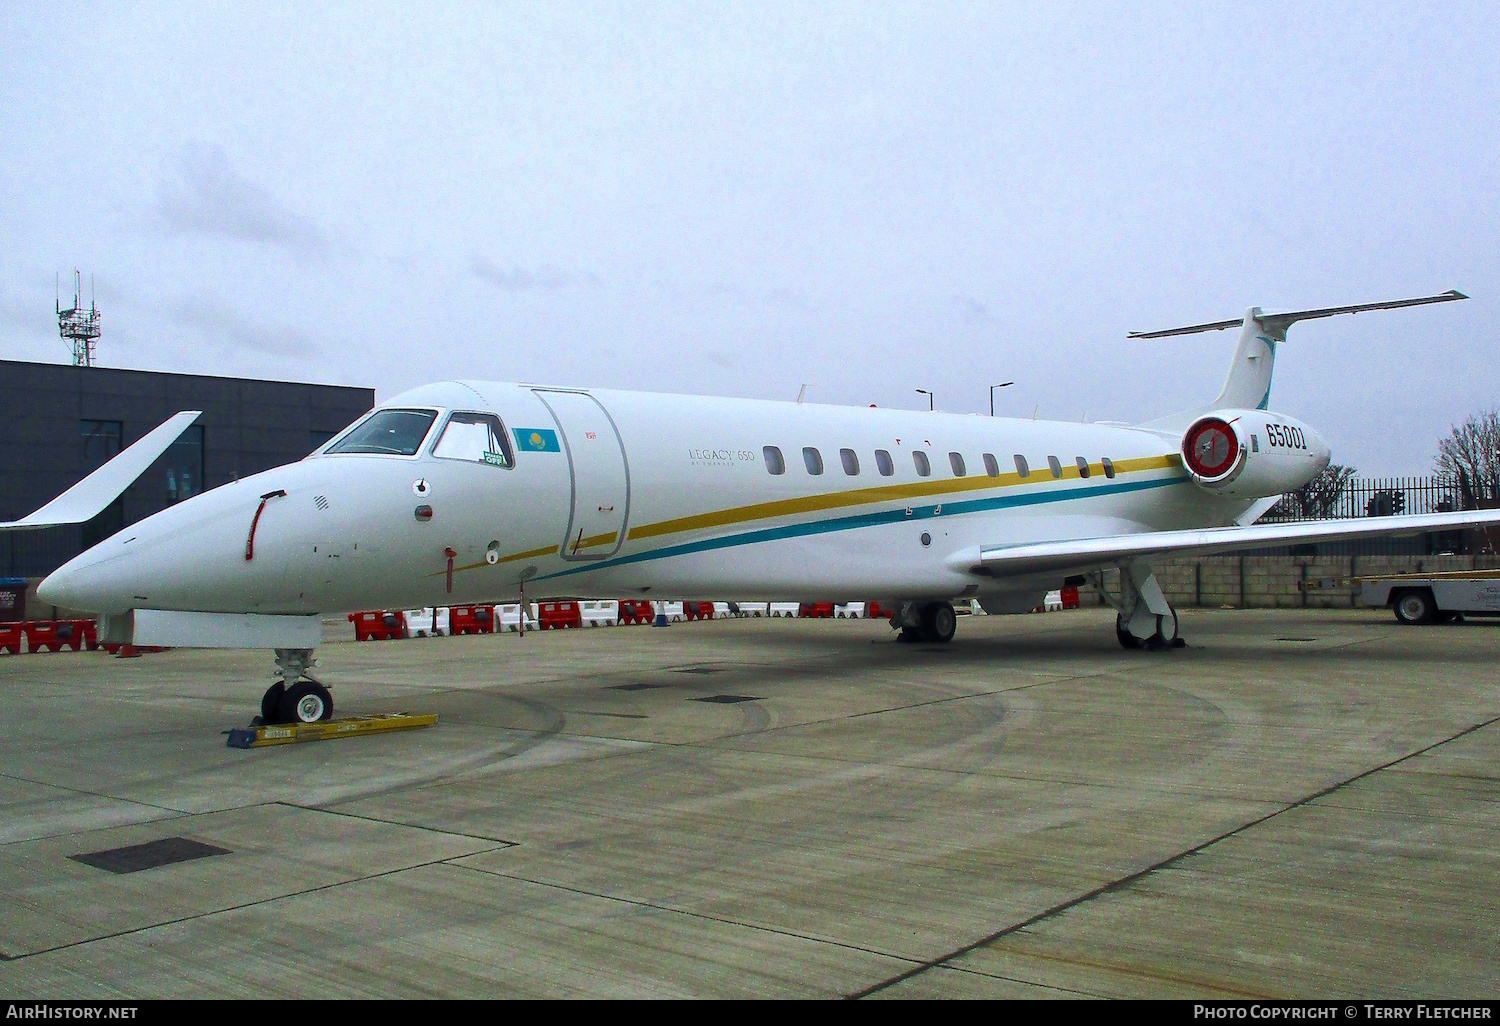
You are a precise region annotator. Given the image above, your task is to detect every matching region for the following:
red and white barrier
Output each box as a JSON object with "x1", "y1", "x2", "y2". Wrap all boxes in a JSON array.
[{"x1": 348, "y1": 610, "x2": 406, "y2": 641}]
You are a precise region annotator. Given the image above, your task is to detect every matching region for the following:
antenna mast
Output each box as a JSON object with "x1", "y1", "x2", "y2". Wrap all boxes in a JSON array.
[{"x1": 58, "y1": 269, "x2": 101, "y2": 367}]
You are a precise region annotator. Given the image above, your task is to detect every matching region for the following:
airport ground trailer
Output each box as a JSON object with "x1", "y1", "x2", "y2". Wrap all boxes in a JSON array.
[{"x1": 1357, "y1": 569, "x2": 1500, "y2": 624}]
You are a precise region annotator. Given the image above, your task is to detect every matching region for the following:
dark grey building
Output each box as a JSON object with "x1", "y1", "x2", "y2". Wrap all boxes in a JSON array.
[{"x1": 0, "y1": 360, "x2": 373, "y2": 577}]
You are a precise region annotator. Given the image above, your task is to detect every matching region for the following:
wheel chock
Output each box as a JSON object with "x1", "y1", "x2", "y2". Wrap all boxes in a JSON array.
[{"x1": 226, "y1": 712, "x2": 437, "y2": 749}]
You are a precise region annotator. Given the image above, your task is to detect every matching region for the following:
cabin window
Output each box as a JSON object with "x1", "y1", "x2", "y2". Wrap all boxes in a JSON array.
[
  {"x1": 840, "y1": 448, "x2": 860, "y2": 476},
  {"x1": 1101, "y1": 457, "x2": 1116, "y2": 479},
  {"x1": 763, "y1": 446, "x2": 785, "y2": 475},
  {"x1": 983, "y1": 453, "x2": 999, "y2": 477},
  {"x1": 326, "y1": 408, "x2": 437, "y2": 456},
  {"x1": 913, "y1": 451, "x2": 931, "y2": 477},
  {"x1": 1014, "y1": 454, "x2": 1029, "y2": 478},
  {"x1": 1047, "y1": 456, "x2": 1062, "y2": 478},
  {"x1": 949, "y1": 452, "x2": 966, "y2": 476},
  {"x1": 803, "y1": 447, "x2": 824, "y2": 475},
  {"x1": 432, "y1": 412, "x2": 513, "y2": 467},
  {"x1": 875, "y1": 449, "x2": 894, "y2": 476},
  {"x1": 1076, "y1": 456, "x2": 1090, "y2": 478}
]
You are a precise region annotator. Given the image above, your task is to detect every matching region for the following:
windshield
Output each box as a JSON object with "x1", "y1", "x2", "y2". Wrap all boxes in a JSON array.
[{"x1": 325, "y1": 409, "x2": 437, "y2": 456}]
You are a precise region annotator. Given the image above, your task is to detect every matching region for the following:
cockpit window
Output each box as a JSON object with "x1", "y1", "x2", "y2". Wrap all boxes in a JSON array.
[
  {"x1": 325, "y1": 409, "x2": 437, "y2": 456},
  {"x1": 432, "y1": 412, "x2": 513, "y2": 467}
]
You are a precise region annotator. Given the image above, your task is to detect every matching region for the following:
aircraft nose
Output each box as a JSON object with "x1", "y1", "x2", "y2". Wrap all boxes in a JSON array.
[
  {"x1": 34, "y1": 565, "x2": 69, "y2": 608},
  {"x1": 37, "y1": 554, "x2": 133, "y2": 614}
]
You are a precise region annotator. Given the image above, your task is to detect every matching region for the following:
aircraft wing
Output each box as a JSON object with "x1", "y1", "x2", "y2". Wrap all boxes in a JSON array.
[
  {"x1": 0, "y1": 411, "x2": 203, "y2": 531},
  {"x1": 971, "y1": 509, "x2": 1500, "y2": 578}
]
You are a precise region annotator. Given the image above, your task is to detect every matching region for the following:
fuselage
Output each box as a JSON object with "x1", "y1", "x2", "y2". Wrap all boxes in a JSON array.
[{"x1": 38, "y1": 380, "x2": 1278, "y2": 617}]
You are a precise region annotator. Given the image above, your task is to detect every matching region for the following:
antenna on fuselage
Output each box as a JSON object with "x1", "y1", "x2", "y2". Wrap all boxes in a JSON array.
[{"x1": 796, "y1": 384, "x2": 810, "y2": 404}]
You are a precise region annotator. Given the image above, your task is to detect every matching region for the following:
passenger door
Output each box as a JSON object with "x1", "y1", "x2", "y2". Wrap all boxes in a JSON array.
[{"x1": 531, "y1": 390, "x2": 630, "y2": 560}]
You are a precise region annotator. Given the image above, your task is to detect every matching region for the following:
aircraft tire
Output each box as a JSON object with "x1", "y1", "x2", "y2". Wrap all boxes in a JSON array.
[
  {"x1": 1116, "y1": 610, "x2": 1183, "y2": 650},
  {"x1": 1115, "y1": 614, "x2": 1145, "y2": 650},
  {"x1": 922, "y1": 602, "x2": 957, "y2": 644},
  {"x1": 260, "y1": 682, "x2": 286, "y2": 723},
  {"x1": 1145, "y1": 609, "x2": 1181, "y2": 651},
  {"x1": 278, "y1": 681, "x2": 334, "y2": 723}
]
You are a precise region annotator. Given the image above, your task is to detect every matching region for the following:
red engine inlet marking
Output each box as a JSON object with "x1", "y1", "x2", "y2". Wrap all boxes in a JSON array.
[{"x1": 1184, "y1": 419, "x2": 1238, "y2": 478}]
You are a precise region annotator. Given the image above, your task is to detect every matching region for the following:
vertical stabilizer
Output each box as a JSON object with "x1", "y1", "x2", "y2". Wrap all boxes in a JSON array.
[{"x1": 1213, "y1": 308, "x2": 1279, "y2": 411}]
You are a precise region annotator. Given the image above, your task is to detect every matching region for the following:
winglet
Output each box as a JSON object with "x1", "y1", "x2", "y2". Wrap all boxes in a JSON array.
[{"x1": 0, "y1": 411, "x2": 203, "y2": 530}]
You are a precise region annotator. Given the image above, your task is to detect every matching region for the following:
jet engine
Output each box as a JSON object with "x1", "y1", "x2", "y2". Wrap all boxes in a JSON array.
[{"x1": 1179, "y1": 409, "x2": 1330, "y2": 498}]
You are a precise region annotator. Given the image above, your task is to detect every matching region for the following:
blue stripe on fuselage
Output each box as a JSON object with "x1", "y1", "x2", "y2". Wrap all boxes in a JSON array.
[{"x1": 535, "y1": 473, "x2": 1187, "y2": 582}]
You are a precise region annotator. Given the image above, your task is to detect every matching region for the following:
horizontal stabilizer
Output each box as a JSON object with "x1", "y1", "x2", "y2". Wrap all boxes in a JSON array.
[
  {"x1": 971, "y1": 508, "x2": 1500, "y2": 578},
  {"x1": 1128, "y1": 290, "x2": 1467, "y2": 339},
  {"x1": 0, "y1": 411, "x2": 203, "y2": 531}
]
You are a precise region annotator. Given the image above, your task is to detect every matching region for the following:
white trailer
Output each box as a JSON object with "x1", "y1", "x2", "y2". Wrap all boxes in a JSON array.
[{"x1": 1359, "y1": 570, "x2": 1500, "y2": 624}]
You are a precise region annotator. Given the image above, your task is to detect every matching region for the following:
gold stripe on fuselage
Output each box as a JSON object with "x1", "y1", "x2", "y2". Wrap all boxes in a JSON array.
[
  {"x1": 450, "y1": 453, "x2": 1182, "y2": 577},
  {"x1": 625, "y1": 454, "x2": 1179, "y2": 542}
]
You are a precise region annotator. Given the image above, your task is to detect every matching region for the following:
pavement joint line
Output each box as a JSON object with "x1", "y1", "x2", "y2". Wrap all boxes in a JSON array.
[
  {"x1": 0, "y1": 845, "x2": 513, "y2": 965},
  {"x1": 947, "y1": 939, "x2": 1278, "y2": 999},
  {"x1": 444, "y1": 858, "x2": 926, "y2": 970},
  {"x1": 290, "y1": 802, "x2": 521, "y2": 846},
  {"x1": 911, "y1": 960, "x2": 1107, "y2": 998},
  {"x1": 0, "y1": 772, "x2": 191, "y2": 848},
  {"x1": 846, "y1": 712, "x2": 1500, "y2": 1000}
]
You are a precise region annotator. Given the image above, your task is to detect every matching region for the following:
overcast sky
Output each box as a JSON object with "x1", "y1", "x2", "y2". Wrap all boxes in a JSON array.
[{"x1": 3, "y1": 2, "x2": 1496, "y2": 474}]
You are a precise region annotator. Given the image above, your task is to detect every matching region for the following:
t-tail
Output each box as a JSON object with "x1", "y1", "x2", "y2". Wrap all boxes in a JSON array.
[{"x1": 1131, "y1": 290, "x2": 1467, "y2": 425}]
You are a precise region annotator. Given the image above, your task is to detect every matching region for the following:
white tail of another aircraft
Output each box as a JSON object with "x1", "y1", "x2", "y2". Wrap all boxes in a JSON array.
[{"x1": 0, "y1": 411, "x2": 203, "y2": 531}]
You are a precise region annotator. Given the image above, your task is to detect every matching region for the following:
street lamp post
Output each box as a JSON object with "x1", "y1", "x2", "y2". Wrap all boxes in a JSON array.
[
  {"x1": 989, "y1": 381, "x2": 1014, "y2": 417},
  {"x1": 915, "y1": 389, "x2": 933, "y2": 411}
]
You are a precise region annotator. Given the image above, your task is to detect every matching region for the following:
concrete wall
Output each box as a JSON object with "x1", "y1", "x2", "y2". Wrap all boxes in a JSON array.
[{"x1": 1080, "y1": 555, "x2": 1500, "y2": 609}]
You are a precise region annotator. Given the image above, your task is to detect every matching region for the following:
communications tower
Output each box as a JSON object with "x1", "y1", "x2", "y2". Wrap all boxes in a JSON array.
[{"x1": 58, "y1": 270, "x2": 101, "y2": 367}]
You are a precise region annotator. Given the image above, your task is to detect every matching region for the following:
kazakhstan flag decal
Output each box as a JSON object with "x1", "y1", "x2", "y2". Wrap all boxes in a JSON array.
[{"x1": 514, "y1": 427, "x2": 561, "y2": 453}]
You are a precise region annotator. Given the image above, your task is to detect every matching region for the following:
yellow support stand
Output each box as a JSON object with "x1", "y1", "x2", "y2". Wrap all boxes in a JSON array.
[{"x1": 227, "y1": 712, "x2": 437, "y2": 749}]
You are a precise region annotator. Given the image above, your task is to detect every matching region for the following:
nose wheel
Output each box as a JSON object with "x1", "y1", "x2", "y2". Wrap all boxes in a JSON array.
[{"x1": 257, "y1": 648, "x2": 334, "y2": 724}]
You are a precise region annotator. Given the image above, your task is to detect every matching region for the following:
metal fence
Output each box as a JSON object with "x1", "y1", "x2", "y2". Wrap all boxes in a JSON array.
[
  {"x1": 1256, "y1": 475, "x2": 1495, "y2": 555},
  {"x1": 1263, "y1": 476, "x2": 1470, "y2": 522}
]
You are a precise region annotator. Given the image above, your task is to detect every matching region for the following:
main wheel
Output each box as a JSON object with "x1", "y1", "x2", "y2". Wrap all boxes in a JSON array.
[
  {"x1": 260, "y1": 682, "x2": 286, "y2": 722},
  {"x1": 1393, "y1": 590, "x2": 1436, "y2": 625},
  {"x1": 1146, "y1": 608, "x2": 1181, "y2": 650},
  {"x1": 922, "y1": 602, "x2": 957, "y2": 643},
  {"x1": 1115, "y1": 614, "x2": 1145, "y2": 649},
  {"x1": 277, "y1": 681, "x2": 334, "y2": 723}
]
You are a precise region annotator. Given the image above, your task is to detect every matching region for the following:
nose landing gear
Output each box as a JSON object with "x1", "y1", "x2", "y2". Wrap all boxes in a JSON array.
[{"x1": 258, "y1": 648, "x2": 333, "y2": 724}]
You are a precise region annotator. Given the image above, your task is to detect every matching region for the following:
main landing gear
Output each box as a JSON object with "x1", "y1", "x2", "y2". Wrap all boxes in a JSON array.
[
  {"x1": 257, "y1": 648, "x2": 334, "y2": 725},
  {"x1": 893, "y1": 601, "x2": 958, "y2": 644},
  {"x1": 1090, "y1": 563, "x2": 1186, "y2": 652}
]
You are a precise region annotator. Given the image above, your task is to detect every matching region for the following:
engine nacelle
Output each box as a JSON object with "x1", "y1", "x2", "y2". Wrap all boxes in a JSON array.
[{"x1": 1180, "y1": 409, "x2": 1330, "y2": 498}]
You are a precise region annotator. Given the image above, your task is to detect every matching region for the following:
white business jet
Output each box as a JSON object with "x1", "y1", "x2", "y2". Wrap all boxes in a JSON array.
[{"x1": 24, "y1": 290, "x2": 1500, "y2": 724}]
